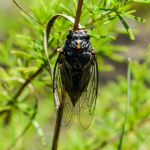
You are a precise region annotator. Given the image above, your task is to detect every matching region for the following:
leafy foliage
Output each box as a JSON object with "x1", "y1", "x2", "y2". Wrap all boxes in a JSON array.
[{"x1": 0, "y1": 0, "x2": 150, "y2": 149}]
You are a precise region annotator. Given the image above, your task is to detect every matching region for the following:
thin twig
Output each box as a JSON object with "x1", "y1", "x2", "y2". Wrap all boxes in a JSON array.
[
  {"x1": 74, "y1": 0, "x2": 83, "y2": 29},
  {"x1": 12, "y1": 0, "x2": 46, "y2": 27},
  {"x1": 51, "y1": 107, "x2": 63, "y2": 150}
]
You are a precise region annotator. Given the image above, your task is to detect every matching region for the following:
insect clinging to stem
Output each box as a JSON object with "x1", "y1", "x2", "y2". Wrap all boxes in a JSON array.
[{"x1": 54, "y1": 27, "x2": 98, "y2": 131}]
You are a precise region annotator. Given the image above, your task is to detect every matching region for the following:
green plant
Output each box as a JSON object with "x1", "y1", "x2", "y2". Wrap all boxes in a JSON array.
[{"x1": 0, "y1": 0, "x2": 150, "y2": 149}]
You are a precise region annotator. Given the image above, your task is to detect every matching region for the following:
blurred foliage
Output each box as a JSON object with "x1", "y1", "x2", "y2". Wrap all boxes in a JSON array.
[{"x1": 0, "y1": 0, "x2": 150, "y2": 149}]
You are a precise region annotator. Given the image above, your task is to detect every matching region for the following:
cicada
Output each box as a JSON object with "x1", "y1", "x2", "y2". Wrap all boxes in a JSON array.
[{"x1": 53, "y1": 28, "x2": 98, "y2": 131}]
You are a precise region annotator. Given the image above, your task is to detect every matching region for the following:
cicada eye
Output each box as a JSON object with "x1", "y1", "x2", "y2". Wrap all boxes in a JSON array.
[
  {"x1": 67, "y1": 33, "x2": 73, "y2": 40},
  {"x1": 85, "y1": 34, "x2": 90, "y2": 40}
]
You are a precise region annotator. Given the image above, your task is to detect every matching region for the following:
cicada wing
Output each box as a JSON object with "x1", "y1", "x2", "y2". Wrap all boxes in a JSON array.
[
  {"x1": 53, "y1": 54, "x2": 74, "y2": 128},
  {"x1": 76, "y1": 55, "x2": 98, "y2": 131}
]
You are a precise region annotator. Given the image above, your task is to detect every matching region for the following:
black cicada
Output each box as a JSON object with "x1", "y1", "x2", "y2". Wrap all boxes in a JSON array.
[{"x1": 53, "y1": 28, "x2": 98, "y2": 131}]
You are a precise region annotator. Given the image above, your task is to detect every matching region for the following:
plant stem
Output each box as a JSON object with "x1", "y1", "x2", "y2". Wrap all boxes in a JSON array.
[
  {"x1": 74, "y1": 0, "x2": 83, "y2": 29},
  {"x1": 12, "y1": 0, "x2": 46, "y2": 27},
  {"x1": 52, "y1": 87, "x2": 65, "y2": 150},
  {"x1": 118, "y1": 58, "x2": 131, "y2": 150}
]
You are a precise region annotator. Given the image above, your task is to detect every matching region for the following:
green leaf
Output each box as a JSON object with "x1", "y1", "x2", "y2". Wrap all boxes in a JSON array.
[
  {"x1": 16, "y1": 34, "x2": 33, "y2": 41},
  {"x1": 133, "y1": 0, "x2": 150, "y2": 3},
  {"x1": 117, "y1": 14, "x2": 135, "y2": 40},
  {"x1": 21, "y1": 111, "x2": 46, "y2": 145},
  {"x1": 30, "y1": 7, "x2": 41, "y2": 22},
  {"x1": 31, "y1": 119, "x2": 46, "y2": 145},
  {"x1": 98, "y1": 8, "x2": 114, "y2": 11},
  {"x1": 17, "y1": 103, "x2": 34, "y2": 111},
  {"x1": 125, "y1": 10, "x2": 136, "y2": 15},
  {"x1": 39, "y1": 0, "x2": 47, "y2": 15},
  {"x1": 21, "y1": 11, "x2": 37, "y2": 27},
  {"x1": 90, "y1": 34, "x2": 116, "y2": 39},
  {"x1": 147, "y1": 43, "x2": 150, "y2": 52},
  {"x1": 59, "y1": 3, "x2": 75, "y2": 16},
  {"x1": 23, "y1": 66, "x2": 39, "y2": 73},
  {"x1": 103, "y1": 16, "x2": 117, "y2": 24},
  {"x1": 0, "y1": 106, "x2": 12, "y2": 112},
  {"x1": 123, "y1": 13, "x2": 146, "y2": 22},
  {"x1": 11, "y1": 50, "x2": 32, "y2": 58},
  {"x1": 72, "y1": 0, "x2": 77, "y2": 10}
]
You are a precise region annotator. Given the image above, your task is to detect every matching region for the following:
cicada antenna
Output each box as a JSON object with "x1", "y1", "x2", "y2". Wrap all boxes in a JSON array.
[
  {"x1": 12, "y1": 0, "x2": 46, "y2": 27},
  {"x1": 74, "y1": 0, "x2": 83, "y2": 31}
]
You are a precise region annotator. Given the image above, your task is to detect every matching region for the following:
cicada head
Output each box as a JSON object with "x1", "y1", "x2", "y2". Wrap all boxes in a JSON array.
[{"x1": 63, "y1": 28, "x2": 93, "y2": 52}]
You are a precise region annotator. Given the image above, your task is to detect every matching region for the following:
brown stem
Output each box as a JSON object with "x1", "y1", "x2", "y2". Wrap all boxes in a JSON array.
[
  {"x1": 52, "y1": 87, "x2": 65, "y2": 150},
  {"x1": 74, "y1": 0, "x2": 83, "y2": 29}
]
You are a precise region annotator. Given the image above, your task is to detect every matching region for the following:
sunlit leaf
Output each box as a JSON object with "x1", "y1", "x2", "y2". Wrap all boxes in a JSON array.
[
  {"x1": 117, "y1": 14, "x2": 135, "y2": 40},
  {"x1": 123, "y1": 13, "x2": 146, "y2": 22},
  {"x1": 11, "y1": 50, "x2": 32, "y2": 58},
  {"x1": 59, "y1": 3, "x2": 75, "y2": 16}
]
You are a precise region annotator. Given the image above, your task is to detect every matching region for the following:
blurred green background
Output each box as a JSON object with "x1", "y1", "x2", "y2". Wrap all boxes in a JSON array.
[{"x1": 1, "y1": 0, "x2": 150, "y2": 150}]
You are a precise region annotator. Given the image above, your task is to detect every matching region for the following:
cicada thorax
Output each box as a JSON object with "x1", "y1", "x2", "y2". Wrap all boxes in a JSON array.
[{"x1": 57, "y1": 28, "x2": 95, "y2": 106}]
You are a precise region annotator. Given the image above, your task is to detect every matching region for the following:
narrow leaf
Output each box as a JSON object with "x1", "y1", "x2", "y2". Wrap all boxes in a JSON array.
[
  {"x1": 123, "y1": 13, "x2": 146, "y2": 22},
  {"x1": 98, "y1": 8, "x2": 114, "y2": 11},
  {"x1": 90, "y1": 34, "x2": 116, "y2": 39},
  {"x1": 31, "y1": 119, "x2": 46, "y2": 145},
  {"x1": 0, "y1": 106, "x2": 12, "y2": 112},
  {"x1": 72, "y1": 0, "x2": 77, "y2": 10},
  {"x1": 16, "y1": 34, "x2": 33, "y2": 40},
  {"x1": 117, "y1": 14, "x2": 135, "y2": 40},
  {"x1": 118, "y1": 58, "x2": 131, "y2": 150},
  {"x1": 11, "y1": 50, "x2": 32, "y2": 58},
  {"x1": 21, "y1": 11, "x2": 37, "y2": 26},
  {"x1": 126, "y1": 10, "x2": 136, "y2": 15},
  {"x1": 59, "y1": 3, "x2": 74, "y2": 16},
  {"x1": 104, "y1": 16, "x2": 117, "y2": 24},
  {"x1": 23, "y1": 66, "x2": 39, "y2": 73}
]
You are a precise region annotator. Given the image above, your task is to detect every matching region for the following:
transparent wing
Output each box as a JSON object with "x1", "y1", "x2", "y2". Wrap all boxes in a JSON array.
[
  {"x1": 76, "y1": 55, "x2": 98, "y2": 131},
  {"x1": 53, "y1": 54, "x2": 74, "y2": 128}
]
